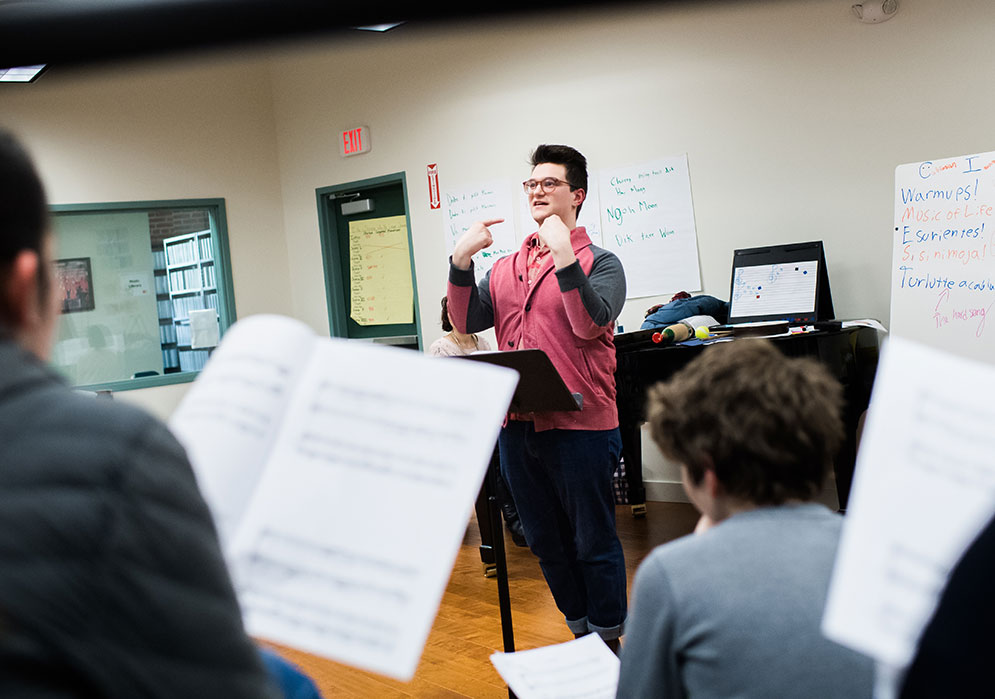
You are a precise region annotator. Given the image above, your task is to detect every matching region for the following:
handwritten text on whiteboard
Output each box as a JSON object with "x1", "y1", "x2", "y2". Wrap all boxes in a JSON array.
[{"x1": 598, "y1": 155, "x2": 701, "y2": 299}]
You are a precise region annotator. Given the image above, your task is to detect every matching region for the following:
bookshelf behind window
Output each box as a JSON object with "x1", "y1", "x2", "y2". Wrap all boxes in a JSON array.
[{"x1": 163, "y1": 230, "x2": 216, "y2": 372}]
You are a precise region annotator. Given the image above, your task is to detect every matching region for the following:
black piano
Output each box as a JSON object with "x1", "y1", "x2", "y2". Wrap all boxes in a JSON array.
[{"x1": 614, "y1": 324, "x2": 881, "y2": 513}]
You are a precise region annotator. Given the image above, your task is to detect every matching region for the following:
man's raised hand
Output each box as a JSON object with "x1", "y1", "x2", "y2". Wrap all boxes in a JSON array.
[
  {"x1": 452, "y1": 218, "x2": 504, "y2": 271},
  {"x1": 537, "y1": 214, "x2": 576, "y2": 269}
]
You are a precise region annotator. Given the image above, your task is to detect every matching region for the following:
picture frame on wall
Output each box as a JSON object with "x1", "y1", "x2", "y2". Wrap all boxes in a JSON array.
[{"x1": 55, "y1": 257, "x2": 95, "y2": 314}]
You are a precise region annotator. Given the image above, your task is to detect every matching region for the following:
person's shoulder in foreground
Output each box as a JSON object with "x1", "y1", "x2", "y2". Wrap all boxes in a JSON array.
[
  {"x1": 900, "y1": 510, "x2": 995, "y2": 699},
  {"x1": 617, "y1": 339, "x2": 874, "y2": 699},
  {"x1": 0, "y1": 342, "x2": 281, "y2": 697},
  {"x1": 0, "y1": 127, "x2": 283, "y2": 698}
]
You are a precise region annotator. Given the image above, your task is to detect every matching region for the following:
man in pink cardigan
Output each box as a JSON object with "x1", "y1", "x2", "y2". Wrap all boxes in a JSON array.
[{"x1": 447, "y1": 145, "x2": 627, "y2": 651}]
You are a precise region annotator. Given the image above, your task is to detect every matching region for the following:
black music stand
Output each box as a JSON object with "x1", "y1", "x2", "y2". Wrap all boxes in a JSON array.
[{"x1": 460, "y1": 350, "x2": 580, "y2": 678}]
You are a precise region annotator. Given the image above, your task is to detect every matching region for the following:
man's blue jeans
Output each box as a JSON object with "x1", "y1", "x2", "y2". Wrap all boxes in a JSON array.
[{"x1": 498, "y1": 421, "x2": 627, "y2": 639}]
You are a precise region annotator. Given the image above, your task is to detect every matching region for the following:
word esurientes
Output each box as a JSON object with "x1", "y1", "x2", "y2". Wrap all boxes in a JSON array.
[{"x1": 901, "y1": 223, "x2": 986, "y2": 243}]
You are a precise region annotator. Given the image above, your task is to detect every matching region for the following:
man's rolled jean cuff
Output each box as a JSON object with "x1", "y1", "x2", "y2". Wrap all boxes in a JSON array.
[
  {"x1": 589, "y1": 619, "x2": 625, "y2": 641},
  {"x1": 566, "y1": 617, "x2": 625, "y2": 641},
  {"x1": 566, "y1": 616, "x2": 589, "y2": 636}
]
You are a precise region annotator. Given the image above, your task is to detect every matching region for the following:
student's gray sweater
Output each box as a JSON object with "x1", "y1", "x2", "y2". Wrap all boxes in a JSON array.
[{"x1": 617, "y1": 504, "x2": 873, "y2": 699}]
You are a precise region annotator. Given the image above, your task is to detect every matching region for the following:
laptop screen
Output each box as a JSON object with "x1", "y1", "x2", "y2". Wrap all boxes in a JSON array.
[{"x1": 727, "y1": 241, "x2": 832, "y2": 324}]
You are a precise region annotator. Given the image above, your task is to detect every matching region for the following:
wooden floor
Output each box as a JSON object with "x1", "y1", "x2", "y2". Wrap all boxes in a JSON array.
[{"x1": 261, "y1": 501, "x2": 700, "y2": 697}]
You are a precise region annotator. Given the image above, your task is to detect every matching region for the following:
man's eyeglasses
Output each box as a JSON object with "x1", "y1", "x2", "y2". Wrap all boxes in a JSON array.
[{"x1": 522, "y1": 178, "x2": 579, "y2": 195}]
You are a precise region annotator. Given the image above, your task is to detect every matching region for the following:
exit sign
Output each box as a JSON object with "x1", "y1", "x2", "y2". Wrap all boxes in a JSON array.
[{"x1": 340, "y1": 126, "x2": 371, "y2": 157}]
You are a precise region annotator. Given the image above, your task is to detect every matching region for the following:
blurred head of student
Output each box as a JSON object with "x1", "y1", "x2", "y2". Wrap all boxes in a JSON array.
[
  {"x1": 527, "y1": 144, "x2": 588, "y2": 226},
  {"x1": 0, "y1": 129, "x2": 58, "y2": 360},
  {"x1": 647, "y1": 339, "x2": 844, "y2": 516}
]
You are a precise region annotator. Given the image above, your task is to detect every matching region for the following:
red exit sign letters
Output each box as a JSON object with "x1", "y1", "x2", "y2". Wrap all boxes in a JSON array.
[{"x1": 340, "y1": 126, "x2": 371, "y2": 157}]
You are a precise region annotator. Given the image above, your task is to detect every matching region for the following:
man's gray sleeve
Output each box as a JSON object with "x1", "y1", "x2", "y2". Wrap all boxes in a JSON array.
[
  {"x1": 448, "y1": 260, "x2": 495, "y2": 334},
  {"x1": 554, "y1": 247, "x2": 627, "y2": 326}
]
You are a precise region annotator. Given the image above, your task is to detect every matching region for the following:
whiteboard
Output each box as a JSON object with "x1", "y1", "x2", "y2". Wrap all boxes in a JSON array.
[
  {"x1": 891, "y1": 149, "x2": 995, "y2": 363},
  {"x1": 442, "y1": 181, "x2": 516, "y2": 284},
  {"x1": 598, "y1": 155, "x2": 701, "y2": 299}
]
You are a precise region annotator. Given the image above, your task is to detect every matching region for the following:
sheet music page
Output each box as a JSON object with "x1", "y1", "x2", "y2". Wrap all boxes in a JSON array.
[
  {"x1": 822, "y1": 336, "x2": 995, "y2": 668},
  {"x1": 170, "y1": 314, "x2": 315, "y2": 546},
  {"x1": 490, "y1": 634, "x2": 621, "y2": 699},
  {"x1": 227, "y1": 337, "x2": 518, "y2": 680}
]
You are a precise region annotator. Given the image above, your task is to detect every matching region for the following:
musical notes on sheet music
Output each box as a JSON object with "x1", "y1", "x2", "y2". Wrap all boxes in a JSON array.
[{"x1": 169, "y1": 314, "x2": 518, "y2": 680}]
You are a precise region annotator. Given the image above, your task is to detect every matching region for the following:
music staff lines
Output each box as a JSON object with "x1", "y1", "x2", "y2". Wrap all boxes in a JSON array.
[
  {"x1": 298, "y1": 432, "x2": 452, "y2": 475},
  {"x1": 240, "y1": 551, "x2": 410, "y2": 605},
  {"x1": 217, "y1": 353, "x2": 294, "y2": 377},
  {"x1": 255, "y1": 528, "x2": 418, "y2": 578},
  {"x1": 242, "y1": 590, "x2": 397, "y2": 651},
  {"x1": 295, "y1": 442, "x2": 452, "y2": 488},
  {"x1": 307, "y1": 403, "x2": 468, "y2": 444},
  {"x1": 202, "y1": 371, "x2": 286, "y2": 396},
  {"x1": 318, "y1": 382, "x2": 470, "y2": 420},
  {"x1": 174, "y1": 407, "x2": 271, "y2": 436}
]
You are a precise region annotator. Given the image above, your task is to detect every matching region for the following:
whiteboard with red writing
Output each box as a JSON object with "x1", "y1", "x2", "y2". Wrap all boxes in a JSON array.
[{"x1": 892, "y1": 149, "x2": 995, "y2": 363}]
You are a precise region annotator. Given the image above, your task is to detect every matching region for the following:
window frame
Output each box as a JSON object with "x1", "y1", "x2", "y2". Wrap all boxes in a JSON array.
[{"x1": 49, "y1": 197, "x2": 236, "y2": 392}]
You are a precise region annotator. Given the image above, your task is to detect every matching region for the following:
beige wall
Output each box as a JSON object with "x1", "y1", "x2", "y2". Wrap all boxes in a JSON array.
[
  {"x1": 2, "y1": 53, "x2": 293, "y2": 421},
  {"x1": 267, "y1": 0, "x2": 995, "y2": 497},
  {"x1": 3, "y1": 0, "x2": 993, "y2": 493},
  {"x1": 1, "y1": 56, "x2": 294, "y2": 326}
]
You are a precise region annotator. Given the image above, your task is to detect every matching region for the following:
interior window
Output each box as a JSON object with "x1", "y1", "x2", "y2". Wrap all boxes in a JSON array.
[{"x1": 49, "y1": 199, "x2": 234, "y2": 390}]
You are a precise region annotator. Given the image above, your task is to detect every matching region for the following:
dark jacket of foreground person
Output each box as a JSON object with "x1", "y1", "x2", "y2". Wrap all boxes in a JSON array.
[{"x1": 0, "y1": 337, "x2": 280, "y2": 698}]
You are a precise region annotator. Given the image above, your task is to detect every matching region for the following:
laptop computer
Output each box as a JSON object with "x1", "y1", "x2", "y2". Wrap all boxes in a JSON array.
[{"x1": 727, "y1": 241, "x2": 835, "y2": 325}]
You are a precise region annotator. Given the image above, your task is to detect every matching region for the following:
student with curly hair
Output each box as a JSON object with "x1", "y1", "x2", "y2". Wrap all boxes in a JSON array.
[{"x1": 617, "y1": 339, "x2": 873, "y2": 698}]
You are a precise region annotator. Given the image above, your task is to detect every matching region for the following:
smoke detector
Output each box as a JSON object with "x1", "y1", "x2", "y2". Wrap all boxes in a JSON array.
[{"x1": 852, "y1": 0, "x2": 898, "y2": 23}]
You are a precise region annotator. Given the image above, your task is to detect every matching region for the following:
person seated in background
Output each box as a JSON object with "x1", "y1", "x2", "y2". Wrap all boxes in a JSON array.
[
  {"x1": 429, "y1": 295, "x2": 491, "y2": 357},
  {"x1": 0, "y1": 129, "x2": 317, "y2": 697},
  {"x1": 616, "y1": 339, "x2": 874, "y2": 698}
]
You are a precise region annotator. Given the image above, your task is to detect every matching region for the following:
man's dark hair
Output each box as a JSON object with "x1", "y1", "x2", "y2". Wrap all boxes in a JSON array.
[
  {"x1": 440, "y1": 296, "x2": 453, "y2": 332},
  {"x1": 0, "y1": 129, "x2": 50, "y2": 326},
  {"x1": 529, "y1": 144, "x2": 588, "y2": 216},
  {"x1": 647, "y1": 339, "x2": 844, "y2": 506}
]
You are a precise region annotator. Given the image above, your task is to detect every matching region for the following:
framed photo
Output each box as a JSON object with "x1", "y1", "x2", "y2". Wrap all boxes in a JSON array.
[{"x1": 55, "y1": 257, "x2": 95, "y2": 314}]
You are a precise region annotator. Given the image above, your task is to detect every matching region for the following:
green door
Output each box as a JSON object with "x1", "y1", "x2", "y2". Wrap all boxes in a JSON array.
[{"x1": 316, "y1": 173, "x2": 421, "y2": 349}]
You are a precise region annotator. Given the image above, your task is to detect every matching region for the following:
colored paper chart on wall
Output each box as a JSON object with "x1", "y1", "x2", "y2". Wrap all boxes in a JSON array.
[
  {"x1": 349, "y1": 215, "x2": 414, "y2": 326},
  {"x1": 442, "y1": 181, "x2": 516, "y2": 284},
  {"x1": 517, "y1": 173, "x2": 603, "y2": 247},
  {"x1": 599, "y1": 154, "x2": 702, "y2": 299},
  {"x1": 892, "y1": 149, "x2": 995, "y2": 363}
]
